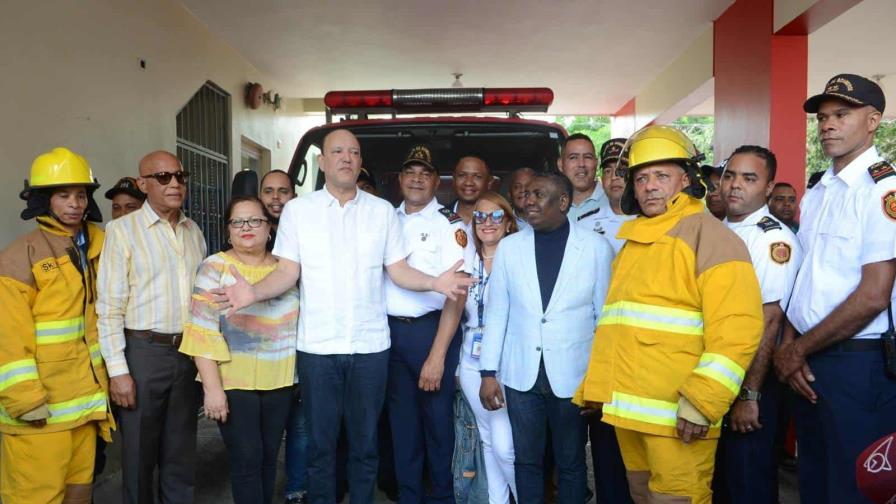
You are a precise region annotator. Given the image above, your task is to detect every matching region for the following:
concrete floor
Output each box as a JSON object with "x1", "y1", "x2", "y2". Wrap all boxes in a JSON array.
[{"x1": 91, "y1": 417, "x2": 802, "y2": 503}]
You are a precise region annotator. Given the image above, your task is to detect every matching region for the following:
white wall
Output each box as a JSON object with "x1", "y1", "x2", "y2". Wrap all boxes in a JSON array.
[{"x1": 0, "y1": 0, "x2": 319, "y2": 245}]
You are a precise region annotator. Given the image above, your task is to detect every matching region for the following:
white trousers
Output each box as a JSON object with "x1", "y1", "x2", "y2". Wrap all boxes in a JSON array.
[{"x1": 458, "y1": 364, "x2": 517, "y2": 504}]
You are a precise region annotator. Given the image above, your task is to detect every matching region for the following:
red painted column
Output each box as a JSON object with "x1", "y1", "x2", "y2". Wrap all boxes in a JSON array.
[
  {"x1": 770, "y1": 35, "x2": 808, "y2": 196},
  {"x1": 713, "y1": 0, "x2": 808, "y2": 191},
  {"x1": 713, "y1": 0, "x2": 773, "y2": 162}
]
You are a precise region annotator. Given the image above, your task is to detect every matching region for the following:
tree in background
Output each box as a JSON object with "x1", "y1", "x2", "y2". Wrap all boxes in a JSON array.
[
  {"x1": 557, "y1": 115, "x2": 896, "y2": 180},
  {"x1": 806, "y1": 118, "x2": 896, "y2": 175},
  {"x1": 556, "y1": 115, "x2": 612, "y2": 151},
  {"x1": 671, "y1": 116, "x2": 714, "y2": 166},
  {"x1": 557, "y1": 115, "x2": 715, "y2": 167}
]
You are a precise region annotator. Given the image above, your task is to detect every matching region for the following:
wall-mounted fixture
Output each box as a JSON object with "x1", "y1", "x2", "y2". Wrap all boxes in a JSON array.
[
  {"x1": 263, "y1": 90, "x2": 282, "y2": 111},
  {"x1": 244, "y1": 82, "x2": 281, "y2": 111},
  {"x1": 245, "y1": 82, "x2": 264, "y2": 109}
]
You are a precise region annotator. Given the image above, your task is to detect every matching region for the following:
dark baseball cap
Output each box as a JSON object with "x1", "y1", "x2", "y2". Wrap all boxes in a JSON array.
[
  {"x1": 804, "y1": 73, "x2": 886, "y2": 114},
  {"x1": 600, "y1": 138, "x2": 627, "y2": 167},
  {"x1": 403, "y1": 145, "x2": 437, "y2": 173},
  {"x1": 104, "y1": 176, "x2": 145, "y2": 201}
]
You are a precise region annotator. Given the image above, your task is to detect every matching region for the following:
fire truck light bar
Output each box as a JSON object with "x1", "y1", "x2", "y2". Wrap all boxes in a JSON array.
[{"x1": 324, "y1": 87, "x2": 554, "y2": 113}]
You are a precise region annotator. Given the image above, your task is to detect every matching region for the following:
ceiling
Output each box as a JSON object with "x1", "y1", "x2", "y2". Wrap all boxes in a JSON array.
[
  {"x1": 181, "y1": 0, "x2": 734, "y2": 115},
  {"x1": 808, "y1": 0, "x2": 894, "y2": 118},
  {"x1": 686, "y1": 0, "x2": 895, "y2": 118}
]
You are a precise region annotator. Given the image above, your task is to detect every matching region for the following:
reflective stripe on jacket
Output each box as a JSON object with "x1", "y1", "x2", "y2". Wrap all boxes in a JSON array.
[
  {"x1": 574, "y1": 195, "x2": 763, "y2": 439},
  {"x1": 0, "y1": 216, "x2": 113, "y2": 438}
]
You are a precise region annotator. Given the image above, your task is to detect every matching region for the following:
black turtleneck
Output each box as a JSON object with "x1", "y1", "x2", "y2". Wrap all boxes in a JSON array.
[{"x1": 534, "y1": 218, "x2": 569, "y2": 312}]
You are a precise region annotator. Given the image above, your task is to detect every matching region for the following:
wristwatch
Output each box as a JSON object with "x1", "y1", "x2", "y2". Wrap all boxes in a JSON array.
[{"x1": 737, "y1": 387, "x2": 761, "y2": 401}]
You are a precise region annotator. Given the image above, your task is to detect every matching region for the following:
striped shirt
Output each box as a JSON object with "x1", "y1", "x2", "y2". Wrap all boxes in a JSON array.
[
  {"x1": 97, "y1": 204, "x2": 206, "y2": 377},
  {"x1": 179, "y1": 253, "x2": 299, "y2": 390}
]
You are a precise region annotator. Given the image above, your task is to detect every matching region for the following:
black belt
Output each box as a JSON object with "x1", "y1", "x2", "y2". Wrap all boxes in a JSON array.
[
  {"x1": 827, "y1": 338, "x2": 879, "y2": 353},
  {"x1": 125, "y1": 329, "x2": 183, "y2": 348},
  {"x1": 388, "y1": 310, "x2": 441, "y2": 324}
]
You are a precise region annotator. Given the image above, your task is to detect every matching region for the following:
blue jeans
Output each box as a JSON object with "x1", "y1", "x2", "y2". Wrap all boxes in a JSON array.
[
  {"x1": 505, "y1": 361, "x2": 587, "y2": 504},
  {"x1": 285, "y1": 389, "x2": 309, "y2": 496},
  {"x1": 298, "y1": 350, "x2": 389, "y2": 504}
]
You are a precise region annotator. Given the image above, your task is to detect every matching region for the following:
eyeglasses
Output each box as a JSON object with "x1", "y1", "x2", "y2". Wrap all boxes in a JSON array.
[
  {"x1": 228, "y1": 217, "x2": 269, "y2": 229},
  {"x1": 473, "y1": 209, "x2": 505, "y2": 225},
  {"x1": 141, "y1": 171, "x2": 190, "y2": 185}
]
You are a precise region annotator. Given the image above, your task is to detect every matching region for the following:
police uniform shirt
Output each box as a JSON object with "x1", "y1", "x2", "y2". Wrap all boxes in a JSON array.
[
  {"x1": 567, "y1": 185, "x2": 608, "y2": 222},
  {"x1": 724, "y1": 205, "x2": 803, "y2": 307},
  {"x1": 787, "y1": 147, "x2": 896, "y2": 339},
  {"x1": 576, "y1": 204, "x2": 634, "y2": 253},
  {"x1": 386, "y1": 198, "x2": 468, "y2": 317}
]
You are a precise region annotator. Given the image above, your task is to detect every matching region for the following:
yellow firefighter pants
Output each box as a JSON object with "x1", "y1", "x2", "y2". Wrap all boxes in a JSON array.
[
  {"x1": 615, "y1": 426, "x2": 718, "y2": 504},
  {"x1": 0, "y1": 421, "x2": 96, "y2": 504}
]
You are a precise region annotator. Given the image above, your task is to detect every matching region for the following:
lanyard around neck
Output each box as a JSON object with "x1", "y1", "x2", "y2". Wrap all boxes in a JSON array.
[{"x1": 476, "y1": 256, "x2": 490, "y2": 328}]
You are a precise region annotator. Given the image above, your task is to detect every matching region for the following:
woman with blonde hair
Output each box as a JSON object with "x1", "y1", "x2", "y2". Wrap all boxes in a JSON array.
[{"x1": 457, "y1": 191, "x2": 519, "y2": 503}]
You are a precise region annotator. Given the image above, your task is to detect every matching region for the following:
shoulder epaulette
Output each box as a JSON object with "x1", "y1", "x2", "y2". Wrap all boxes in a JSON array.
[
  {"x1": 438, "y1": 207, "x2": 462, "y2": 224},
  {"x1": 868, "y1": 161, "x2": 895, "y2": 184},
  {"x1": 577, "y1": 208, "x2": 600, "y2": 221},
  {"x1": 756, "y1": 216, "x2": 782, "y2": 232}
]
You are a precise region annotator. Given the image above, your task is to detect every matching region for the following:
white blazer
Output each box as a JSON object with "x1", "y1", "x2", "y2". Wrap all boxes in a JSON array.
[{"x1": 479, "y1": 219, "x2": 614, "y2": 398}]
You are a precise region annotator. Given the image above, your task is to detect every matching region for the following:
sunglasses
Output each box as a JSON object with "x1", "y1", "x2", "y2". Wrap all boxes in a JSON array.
[
  {"x1": 228, "y1": 217, "x2": 269, "y2": 229},
  {"x1": 141, "y1": 170, "x2": 190, "y2": 185},
  {"x1": 473, "y1": 209, "x2": 505, "y2": 225}
]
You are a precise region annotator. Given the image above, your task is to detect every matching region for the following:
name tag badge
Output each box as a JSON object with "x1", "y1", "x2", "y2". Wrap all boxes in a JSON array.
[{"x1": 471, "y1": 332, "x2": 483, "y2": 359}]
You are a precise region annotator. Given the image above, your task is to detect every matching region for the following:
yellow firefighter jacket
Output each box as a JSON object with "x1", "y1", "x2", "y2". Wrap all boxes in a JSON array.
[
  {"x1": 0, "y1": 216, "x2": 113, "y2": 440},
  {"x1": 574, "y1": 195, "x2": 763, "y2": 439}
]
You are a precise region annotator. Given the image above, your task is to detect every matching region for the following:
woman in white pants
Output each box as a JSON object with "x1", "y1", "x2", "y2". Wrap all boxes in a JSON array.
[{"x1": 458, "y1": 191, "x2": 519, "y2": 504}]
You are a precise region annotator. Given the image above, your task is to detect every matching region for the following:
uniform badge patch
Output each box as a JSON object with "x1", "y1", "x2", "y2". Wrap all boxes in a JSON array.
[
  {"x1": 868, "y1": 161, "x2": 895, "y2": 184},
  {"x1": 438, "y1": 207, "x2": 463, "y2": 224},
  {"x1": 455, "y1": 229, "x2": 468, "y2": 248},
  {"x1": 756, "y1": 216, "x2": 782, "y2": 232},
  {"x1": 770, "y1": 242, "x2": 791, "y2": 264},
  {"x1": 883, "y1": 191, "x2": 896, "y2": 221},
  {"x1": 577, "y1": 208, "x2": 600, "y2": 221}
]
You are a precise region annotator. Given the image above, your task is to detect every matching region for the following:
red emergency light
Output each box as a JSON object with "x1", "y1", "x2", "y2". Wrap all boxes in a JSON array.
[{"x1": 323, "y1": 87, "x2": 554, "y2": 115}]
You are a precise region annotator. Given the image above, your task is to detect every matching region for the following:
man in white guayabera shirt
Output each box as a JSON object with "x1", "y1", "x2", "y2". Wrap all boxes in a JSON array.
[{"x1": 214, "y1": 129, "x2": 474, "y2": 504}]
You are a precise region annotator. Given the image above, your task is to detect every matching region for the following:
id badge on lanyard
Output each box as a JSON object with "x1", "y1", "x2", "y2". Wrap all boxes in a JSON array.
[
  {"x1": 471, "y1": 257, "x2": 488, "y2": 360},
  {"x1": 471, "y1": 331, "x2": 483, "y2": 359}
]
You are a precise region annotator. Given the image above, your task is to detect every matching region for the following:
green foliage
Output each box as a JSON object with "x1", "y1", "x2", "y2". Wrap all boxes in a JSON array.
[
  {"x1": 555, "y1": 116, "x2": 612, "y2": 151},
  {"x1": 557, "y1": 114, "x2": 896, "y2": 178},
  {"x1": 671, "y1": 116, "x2": 715, "y2": 166},
  {"x1": 806, "y1": 118, "x2": 896, "y2": 175},
  {"x1": 556, "y1": 115, "x2": 715, "y2": 166}
]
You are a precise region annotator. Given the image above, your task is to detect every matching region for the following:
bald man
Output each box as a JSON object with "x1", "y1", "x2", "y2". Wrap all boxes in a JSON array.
[
  {"x1": 97, "y1": 150, "x2": 207, "y2": 504},
  {"x1": 216, "y1": 129, "x2": 474, "y2": 503}
]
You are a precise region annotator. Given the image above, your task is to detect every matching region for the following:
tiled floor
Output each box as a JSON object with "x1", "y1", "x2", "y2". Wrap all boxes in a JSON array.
[{"x1": 91, "y1": 417, "x2": 801, "y2": 503}]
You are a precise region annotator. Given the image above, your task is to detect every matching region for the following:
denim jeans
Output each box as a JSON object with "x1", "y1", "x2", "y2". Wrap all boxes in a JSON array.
[
  {"x1": 217, "y1": 387, "x2": 294, "y2": 504},
  {"x1": 452, "y1": 390, "x2": 489, "y2": 504},
  {"x1": 299, "y1": 350, "x2": 389, "y2": 504},
  {"x1": 285, "y1": 389, "x2": 309, "y2": 497},
  {"x1": 505, "y1": 361, "x2": 587, "y2": 504}
]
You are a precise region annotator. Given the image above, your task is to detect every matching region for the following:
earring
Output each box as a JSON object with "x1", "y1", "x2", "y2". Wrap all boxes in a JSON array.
[
  {"x1": 226, "y1": 237, "x2": 231, "y2": 244},
  {"x1": 267, "y1": 235, "x2": 272, "y2": 242}
]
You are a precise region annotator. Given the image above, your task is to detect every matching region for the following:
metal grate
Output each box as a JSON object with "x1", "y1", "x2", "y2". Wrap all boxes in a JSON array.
[{"x1": 176, "y1": 82, "x2": 230, "y2": 254}]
